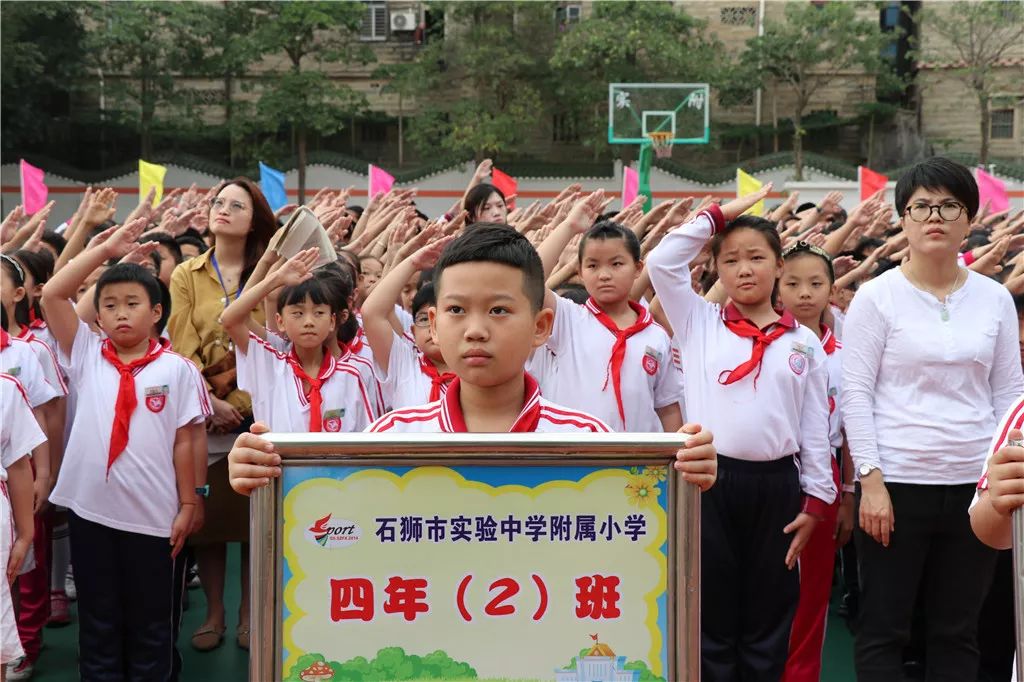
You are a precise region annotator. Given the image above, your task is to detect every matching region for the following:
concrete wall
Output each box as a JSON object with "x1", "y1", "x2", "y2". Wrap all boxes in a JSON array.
[{"x1": 4, "y1": 160, "x2": 1021, "y2": 227}]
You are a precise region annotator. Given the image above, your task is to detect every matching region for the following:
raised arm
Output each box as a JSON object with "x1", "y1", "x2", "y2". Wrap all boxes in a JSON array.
[
  {"x1": 41, "y1": 218, "x2": 148, "y2": 358},
  {"x1": 362, "y1": 235, "x2": 454, "y2": 376},
  {"x1": 220, "y1": 248, "x2": 320, "y2": 354}
]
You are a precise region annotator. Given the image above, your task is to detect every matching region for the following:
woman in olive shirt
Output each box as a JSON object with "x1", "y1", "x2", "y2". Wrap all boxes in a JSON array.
[{"x1": 168, "y1": 177, "x2": 274, "y2": 652}]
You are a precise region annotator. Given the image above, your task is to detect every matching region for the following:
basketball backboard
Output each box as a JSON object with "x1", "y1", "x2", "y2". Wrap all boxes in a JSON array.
[{"x1": 608, "y1": 83, "x2": 711, "y2": 145}]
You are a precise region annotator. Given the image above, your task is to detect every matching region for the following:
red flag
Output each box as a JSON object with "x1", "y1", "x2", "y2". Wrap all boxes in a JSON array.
[
  {"x1": 590, "y1": 633, "x2": 599, "y2": 641},
  {"x1": 369, "y1": 164, "x2": 395, "y2": 196},
  {"x1": 491, "y1": 167, "x2": 517, "y2": 210},
  {"x1": 859, "y1": 166, "x2": 888, "y2": 201},
  {"x1": 622, "y1": 166, "x2": 639, "y2": 208}
]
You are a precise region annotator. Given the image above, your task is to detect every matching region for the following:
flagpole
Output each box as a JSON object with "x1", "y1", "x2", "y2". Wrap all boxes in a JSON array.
[{"x1": 1014, "y1": 509, "x2": 1024, "y2": 680}]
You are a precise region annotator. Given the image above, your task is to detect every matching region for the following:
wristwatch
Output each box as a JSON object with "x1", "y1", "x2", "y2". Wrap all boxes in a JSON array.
[
  {"x1": 195, "y1": 485, "x2": 211, "y2": 498},
  {"x1": 858, "y1": 463, "x2": 881, "y2": 479}
]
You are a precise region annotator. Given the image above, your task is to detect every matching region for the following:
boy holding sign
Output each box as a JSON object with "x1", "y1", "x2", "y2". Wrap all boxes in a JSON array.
[{"x1": 227, "y1": 225, "x2": 717, "y2": 491}]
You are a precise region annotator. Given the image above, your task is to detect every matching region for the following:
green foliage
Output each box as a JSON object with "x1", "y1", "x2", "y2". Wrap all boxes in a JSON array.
[
  {"x1": 0, "y1": 1, "x2": 88, "y2": 154},
  {"x1": 394, "y1": 2, "x2": 559, "y2": 160},
  {"x1": 284, "y1": 648, "x2": 477, "y2": 681},
  {"x1": 622, "y1": 659, "x2": 666, "y2": 682},
  {"x1": 739, "y1": 2, "x2": 893, "y2": 179},
  {"x1": 550, "y1": 1, "x2": 724, "y2": 153}
]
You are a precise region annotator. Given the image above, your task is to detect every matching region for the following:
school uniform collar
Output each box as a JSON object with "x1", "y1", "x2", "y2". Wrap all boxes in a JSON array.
[
  {"x1": 820, "y1": 325, "x2": 837, "y2": 355},
  {"x1": 14, "y1": 326, "x2": 33, "y2": 342},
  {"x1": 721, "y1": 302, "x2": 798, "y2": 331},
  {"x1": 439, "y1": 373, "x2": 542, "y2": 433},
  {"x1": 584, "y1": 297, "x2": 653, "y2": 326},
  {"x1": 0, "y1": 329, "x2": 10, "y2": 351}
]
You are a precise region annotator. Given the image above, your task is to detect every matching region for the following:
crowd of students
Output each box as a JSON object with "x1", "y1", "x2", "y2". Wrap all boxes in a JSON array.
[{"x1": 1, "y1": 155, "x2": 1023, "y2": 681}]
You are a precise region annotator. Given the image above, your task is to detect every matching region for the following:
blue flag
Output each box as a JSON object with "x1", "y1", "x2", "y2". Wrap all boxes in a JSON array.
[{"x1": 259, "y1": 162, "x2": 287, "y2": 211}]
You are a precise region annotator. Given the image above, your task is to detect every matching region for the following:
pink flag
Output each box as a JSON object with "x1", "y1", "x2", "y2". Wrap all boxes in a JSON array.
[
  {"x1": 19, "y1": 159, "x2": 48, "y2": 214},
  {"x1": 976, "y1": 167, "x2": 1010, "y2": 213},
  {"x1": 858, "y1": 166, "x2": 888, "y2": 201},
  {"x1": 622, "y1": 165, "x2": 639, "y2": 208},
  {"x1": 369, "y1": 164, "x2": 395, "y2": 197}
]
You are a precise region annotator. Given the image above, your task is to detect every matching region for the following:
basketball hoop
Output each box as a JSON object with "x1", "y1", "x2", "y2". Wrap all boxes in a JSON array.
[{"x1": 646, "y1": 131, "x2": 674, "y2": 159}]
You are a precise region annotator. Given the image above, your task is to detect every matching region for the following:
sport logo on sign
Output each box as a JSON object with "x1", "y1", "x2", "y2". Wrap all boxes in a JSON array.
[
  {"x1": 642, "y1": 347, "x2": 661, "y2": 376},
  {"x1": 306, "y1": 514, "x2": 361, "y2": 549},
  {"x1": 323, "y1": 408, "x2": 345, "y2": 433},
  {"x1": 145, "y1": 385, "x2": 169, "y2": 413}
]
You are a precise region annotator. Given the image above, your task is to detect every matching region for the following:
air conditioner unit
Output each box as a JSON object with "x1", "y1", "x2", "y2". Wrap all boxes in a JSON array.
[{"x1": 390, "y1": 9, "x2": 417, "y2": 32}]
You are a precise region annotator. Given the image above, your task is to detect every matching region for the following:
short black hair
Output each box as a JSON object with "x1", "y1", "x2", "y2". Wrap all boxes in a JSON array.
[
  {"x1": 710, "y1": 215, "x2": 783, "y2": 261},
  {"x1": 94, "y1": 263, "x2": 162, "y2": 311},
  {"x1": 556, "y1": 283, "x2": 589, "y2": 305},
  {"x1": 434, "y1": 223, "x2": 545, "y2": 312},
  {"x1": 464, "y1": 183, "x2": 506, "y2": 221},
  {"x1": 13, "y1": 249, "x2": 54, "y2": 285},
  {"x1": 145, "y1": 233, "x2": 182, "y2": 265},
  {"x1": 41, "y1": 230, "x2": 67, "y2": 255},
  {"x1": 155, "y1": 278, "x2": 172, "y2": 335},
  {"x1": 176, "y1": 234, "x2": 208, "y2": 257},
  {"x1": 277, "y1": 270, "x2": 343, "y2": 314},
  {"x1": 411, "y1": 281, "x2": 435, "y2": 315},
  {"x1": 317, "y1": 264, "x2": 353, "y2": 310},
  {"x1": 895, "y1": 157, "x2": 979, "y2": 221},
  {"x1": 578, "y1": 220, "x2": 641, "y2": 263}
]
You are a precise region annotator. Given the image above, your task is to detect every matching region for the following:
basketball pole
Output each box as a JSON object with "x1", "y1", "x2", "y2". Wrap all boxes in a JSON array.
[{"x1": 638, "y1": 141, "x2": 653, "y2": 213}]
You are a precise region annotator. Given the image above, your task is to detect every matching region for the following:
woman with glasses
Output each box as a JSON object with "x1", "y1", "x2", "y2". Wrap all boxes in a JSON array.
[
  {"x1": 167, "y1": 178, "x2": 275, "y2": 653},
  {"x1": 841, "y1": 157, "x2": 1024, "y2": 681}
]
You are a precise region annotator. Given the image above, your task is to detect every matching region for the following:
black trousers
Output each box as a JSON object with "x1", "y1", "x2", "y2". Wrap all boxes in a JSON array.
[
  {"x1": 702, "y1": 454, "x2": 802, "y2": 682},
  {"x1": 977, "y1": 550, "x2": 1016, "y2": 682},
  {"x1": 69, "y1": 512, "x2": 183, "y2": 682},
  {"x1": 854, "y1": 483, "x2": 998, "y2": 682}
]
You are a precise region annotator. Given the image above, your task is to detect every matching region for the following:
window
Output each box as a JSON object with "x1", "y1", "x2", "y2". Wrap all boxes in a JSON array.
[
  {"x1": 555, "y1": 4, "x2": 582, "y2": 29},
  {"x1": 552, "y1": 113, "x2": 580, "y2": 143},
  {"x1": 991, "y1": 109, "x2": 1015, "y2": 139},
  {"x1": 720, "y1": 6, "x2": 756, "y2": 26},
  {"x1": 360, "y1": 2, "x2": 388, "y2": 42}
]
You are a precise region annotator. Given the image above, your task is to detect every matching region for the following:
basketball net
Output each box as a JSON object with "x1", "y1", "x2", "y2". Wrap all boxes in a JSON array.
[{"x1": 646, "y1": 132, "x2": 674, "y2": 159}]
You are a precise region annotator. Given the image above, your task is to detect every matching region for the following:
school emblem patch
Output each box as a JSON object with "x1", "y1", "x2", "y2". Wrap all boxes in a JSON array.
[
  {"x1": 323, "y1": 408, "x2": 345, "y2": 433},
  {"x1": 788, "y1": 353, "x2": 807, "y2": 376},
  {"x1": 642, "y1": 347, "x2": 661, "y2": 376},
  {"x1": 145, "y1": 385, "x2": 169, "y2": 413},
  {"x1": 4, "y1": 366, "x2": 20, "y2": 377}
]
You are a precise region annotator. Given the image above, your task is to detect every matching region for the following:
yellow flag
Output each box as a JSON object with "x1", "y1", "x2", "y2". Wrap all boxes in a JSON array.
[
  {"x1": 736, "y1": 168, "x2": 764, "y2": 216},
  {"x1": 139, "y1": 159, "x2": 167, "y2": 207}
]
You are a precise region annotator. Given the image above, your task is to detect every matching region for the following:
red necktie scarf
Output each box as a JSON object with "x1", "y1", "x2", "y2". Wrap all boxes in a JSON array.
[
  {"x1": 586, "y1": 298, "x2": 653, "y2": 425},
  {"x1": 419, "y1": 356, "x2": 456, "y2": 402},
  {"x1": 287, "y1": 349, "x2": 335, "y2": 432},
  {"x1": 101, "y1": 338, "x2": 163, "y2": 476},
  {"x1": 0, "y1": 329, "x2": 10, "y2": 351},
  {"x1": 718, "y1": 315, "x2": 791, "y2": 387}
]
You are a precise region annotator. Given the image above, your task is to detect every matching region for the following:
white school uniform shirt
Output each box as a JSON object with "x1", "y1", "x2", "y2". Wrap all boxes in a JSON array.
[
  {"x1": 526, "y1": 346, "x2": 559, "y2": 396},
  {"x1": 264, "y1": 330, "x2": 384, "y2": 420},
  {"x1": 647, "y1": 205, "x2": 835, "y2": 511},
  {"x1": 543, "y1": 297, "x2": 684, "y2": 432},
  {"x1": 368, "y1": 373, "x2": 610, "y2": 434},
  {"x1": 378, "y1": 331, "x2": 447, "y2": 412},
  {"x1": 1, "y1": 374, "x2": 46, "y2": 482},
  {"x1": 841, "y1": 267, "x2": 1024, "y2": 485},
  {"x1": 0, "y1": 332, "x2": 60, "y2": 408},
  {"x1": 821, "y1": 326, "x2": 844, "y2": 450},
  {"x1": 0, "y1": 374, "x2": 45, "y2": 664},
  {"x1": 16, "y1": 327, "x2": 68, "y2": 397},
  {"x1": 50, "y1": 320, "x2": 206, "y2": 538},
  {"x1": 236, "y1": 332, "x2": 373, "y2": 433}
]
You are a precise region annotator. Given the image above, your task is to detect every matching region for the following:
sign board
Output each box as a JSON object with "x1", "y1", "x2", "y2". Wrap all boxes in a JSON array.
[{"x1": 250, "y1": 433, "x2": 700, "y2": 682}]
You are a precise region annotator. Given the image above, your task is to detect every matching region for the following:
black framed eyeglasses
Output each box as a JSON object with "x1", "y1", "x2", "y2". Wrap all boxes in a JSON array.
[
  {"x1": 905, "y1": 201, "x2": 966, "y2": 223},
  {"x1": 413, "y1": 314, "x2": 430, "y2": 328}
]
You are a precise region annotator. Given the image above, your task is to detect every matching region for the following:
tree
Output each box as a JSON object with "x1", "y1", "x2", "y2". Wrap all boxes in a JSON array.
[
  {"x1": 550, "y1": 1, "x2": 724, "y2": 159},
  {"x1": 86, "y1": 1, "x2": 208, "y2": 158},
  {"x1": 392, "y1": 2, "x2": 559, "y2": 162},
  {"x1": 246, "y1": 2, "x2": 371, "y2": 200},
  {"x1": 912, "y1": 1, "x2": 1024, "y2": 165},
  {"x1": 740, "y1": 3, "x2": 892, "y2": 180},
  {"x1": 1, "y1": 2, "x2": 88, "y2": 156}
]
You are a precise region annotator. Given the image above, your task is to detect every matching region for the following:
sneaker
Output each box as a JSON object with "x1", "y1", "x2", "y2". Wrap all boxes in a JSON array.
[
  {"x1": 47, "y1": 591, "x2": 71, "y2": 628},
  {"x1": 65, "y1": 569, "x2": 76, "y2": 601},
  {"x1": 5, "y1": 657, "x2": 34, "y2": 680}
]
